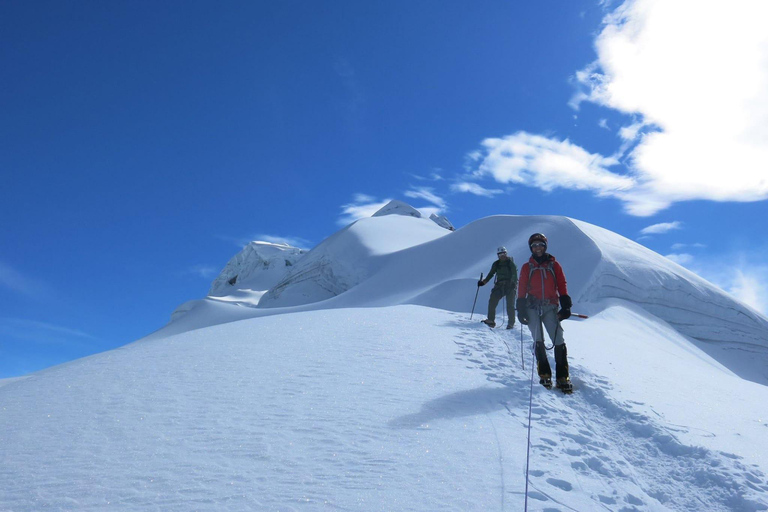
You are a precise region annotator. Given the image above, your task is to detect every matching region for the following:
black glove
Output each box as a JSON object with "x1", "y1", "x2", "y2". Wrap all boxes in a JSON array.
[
  {"x1": 477, "y1": 280, "x2": 485, "y2": 287},
  {"x1": 557, "y1": 309, "x2": 571, "y2": 321},
  {"x1": 557, "y1": 294, "x2": 572, "y2": 321},
  {"x1": 516, "y1": 297, "x2": 529, "y2": 325}
]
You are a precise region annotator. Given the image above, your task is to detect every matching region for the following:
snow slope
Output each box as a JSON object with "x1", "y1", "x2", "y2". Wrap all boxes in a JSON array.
[
  {"x1": 2, "y1": 306, "x2": 767, "y2": 511},
  {"x1": 3, "y1": 210, "x2": 768, "y2": 511}
]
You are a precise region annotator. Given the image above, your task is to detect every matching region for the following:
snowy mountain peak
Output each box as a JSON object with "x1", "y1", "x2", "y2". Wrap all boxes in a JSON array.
[
  {"x1": 372, "y1": 199, "x2": 423, "y2": 218},
  {"x1": 207, "y1": 241, "x2": 306, "y2": 298},
  {"x1": 429, "y1": 213, "x2": 455, "y2": 231},
  {"x1": 372, "y1": 199, "x2": 454, "y2": 231}
]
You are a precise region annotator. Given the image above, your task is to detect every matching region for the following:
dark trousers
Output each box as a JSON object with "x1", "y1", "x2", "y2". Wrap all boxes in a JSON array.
[{"x1": 487, "y1": 280, "x2": 515, "y2": 325}]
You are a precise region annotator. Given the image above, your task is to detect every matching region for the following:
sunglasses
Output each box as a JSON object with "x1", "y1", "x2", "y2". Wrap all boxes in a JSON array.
[{"x1": 530, "y1": 242, "x2": 546, "y2": 248}]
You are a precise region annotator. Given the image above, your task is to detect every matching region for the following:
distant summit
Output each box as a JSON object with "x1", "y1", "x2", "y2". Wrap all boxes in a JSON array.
[
  {"x1": 208, "y1": 241, "x2": 306, "y2": 297},
  {"x1": 372, "y1": 200, "x2": 422, "y2": 218},
  {"x1": 372, "y1": 200, "x2": 454, "y2": 230}
]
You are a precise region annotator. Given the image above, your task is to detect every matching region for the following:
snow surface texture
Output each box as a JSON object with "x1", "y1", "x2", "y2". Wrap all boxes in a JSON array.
[
  {"x1": 3, "y1": 208, "x2": 768, "y2": 511},
  {"x1": 2, "y1": 307, "x2": 767, "y2": 511}
]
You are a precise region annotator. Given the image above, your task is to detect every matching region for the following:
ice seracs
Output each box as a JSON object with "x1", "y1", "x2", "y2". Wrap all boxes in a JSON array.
[{"x1": 207, "y1": 241, "x2": 306, "y2": 303}]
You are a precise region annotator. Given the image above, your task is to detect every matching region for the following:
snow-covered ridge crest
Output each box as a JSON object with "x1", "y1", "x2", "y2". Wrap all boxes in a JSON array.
[{"x1": 372, "y1": 199, "x2": 455, "y2": 230}]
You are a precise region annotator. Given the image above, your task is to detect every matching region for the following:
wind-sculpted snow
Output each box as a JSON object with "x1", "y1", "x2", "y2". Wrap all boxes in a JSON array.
[{"x1": 572, "y1": 220, "x2": 768, "y2": 384}]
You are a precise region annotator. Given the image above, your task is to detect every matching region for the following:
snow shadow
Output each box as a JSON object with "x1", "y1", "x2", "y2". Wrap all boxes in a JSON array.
[{"x1": 387, "y1": 386, "x2": 512, "y2": 429}]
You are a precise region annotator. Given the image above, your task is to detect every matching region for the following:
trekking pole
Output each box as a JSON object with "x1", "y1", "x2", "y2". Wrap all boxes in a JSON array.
[
  {"x1": 470, "y1": 273, "x2": 483, "y2": 320},
  {"x1": 520, "y1": 323, "x2": 525, "y2": 371},
  {"x1": 570, "y1": 313, "x2": 589, "y2": 319}
]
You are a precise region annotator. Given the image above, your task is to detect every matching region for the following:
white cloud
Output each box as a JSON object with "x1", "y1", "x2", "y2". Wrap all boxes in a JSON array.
[
  {"x1": 728, "y1": 269, "x2": 767, "y2": 314},
  {"x1": 218, "y1": 234, "x2": 312, "y2": 250},
  {"x1": 450, "y1": 182, "x2": 505, "y2": 197},
  {"x1": 338, "y1": 195, "x2": 392, "y2": 226},
  {"x1": 416, "y1": 206, "x2": 443, "y2": 219},
  {"x1": 404, "y1": 187, "x2": 447, "y2": 210},
  {"x1": 598, "y1": 118, "x2": 610, "y2": 130},
  {"x1": 640, "y1": 221, "x2": 682, "y2": 235},
  {"x1": 572, "y1": 0, "x2": 768, "y2": 215},
  {"x1": 471, "y1": 132, "x2": 634, "y2": 196},
  {"x1": 664, "y1": 253, "x2": 693, "y2": 265},
  {"x1": 255, "y1": 235, "x2": 312, "y2": 249}
]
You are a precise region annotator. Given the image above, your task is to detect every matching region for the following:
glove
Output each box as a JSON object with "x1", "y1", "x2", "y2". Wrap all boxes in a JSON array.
[
  {"x1": 557, "y1": 309, "x2": 571, "y2": 321},
  {"x1": 516, "y1": 297, "x2": 529, "y2": 325},
  {"x1": 477, "y1": 280, "x2": 485, "y2": 287},
  {"x1": 558, "y1": 294, "x2": 572, "y2": 321}
]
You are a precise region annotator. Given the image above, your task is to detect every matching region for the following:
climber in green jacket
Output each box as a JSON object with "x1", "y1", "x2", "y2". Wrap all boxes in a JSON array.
[{"x1": 478, "y1": 246, "x2": 518, "y2": 329}]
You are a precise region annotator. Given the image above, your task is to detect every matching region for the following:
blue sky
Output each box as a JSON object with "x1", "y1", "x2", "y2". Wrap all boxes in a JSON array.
[{"x1": 2, "y1": 0, "x2": 768, "y2": 378}]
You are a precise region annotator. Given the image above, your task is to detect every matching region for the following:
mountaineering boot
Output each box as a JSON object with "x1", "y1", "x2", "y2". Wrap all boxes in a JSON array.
[
  {"x1": 539, "y1": 376, "x2": 553, "y2": 389},
  {"x1": 481, "y1": 319, "x2": 496, "y2": 328},
  {"x1": 556, "y1": 376, "x2": 573, "y2": 394},
  {"x1": 554, "y1": 344, "x2": 569, "y2": 381},
  {"x1": 506, "y1": 323, "x2": 515, "y2": 330},
  {"x1": 535, "y1": 340, "x2": 551, "y2": 377}
]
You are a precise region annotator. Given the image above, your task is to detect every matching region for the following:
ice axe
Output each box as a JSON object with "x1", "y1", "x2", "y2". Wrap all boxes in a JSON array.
[{"x1": 470, "y1": 272, "x2": 483, "y2": 320}]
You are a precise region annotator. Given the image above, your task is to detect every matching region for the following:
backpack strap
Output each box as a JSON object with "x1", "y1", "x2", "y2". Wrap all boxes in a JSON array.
[{"x1": 527, "y1": 259, "x2": 557, "y2": 291}]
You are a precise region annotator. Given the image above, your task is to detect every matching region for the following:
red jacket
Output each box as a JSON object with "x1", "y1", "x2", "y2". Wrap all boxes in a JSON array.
[{"x1": 518, "y1": 255, "x2": 568, "y2": 305}]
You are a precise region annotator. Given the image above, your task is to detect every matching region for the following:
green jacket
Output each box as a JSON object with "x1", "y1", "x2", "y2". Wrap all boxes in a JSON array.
[{"x1": 485, "y1": 258, "x2": 518, "y2": 285}]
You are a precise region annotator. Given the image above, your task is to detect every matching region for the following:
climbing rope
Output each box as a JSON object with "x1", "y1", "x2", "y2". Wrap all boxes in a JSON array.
[{"x1": 523, "y1": 336, "x2": 536, "y2": 512}]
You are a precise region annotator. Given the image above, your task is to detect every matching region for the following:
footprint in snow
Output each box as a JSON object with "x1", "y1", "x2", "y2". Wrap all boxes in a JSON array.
[{"x1": 546, "y1": 478, "x2": 573, "y2": 492}]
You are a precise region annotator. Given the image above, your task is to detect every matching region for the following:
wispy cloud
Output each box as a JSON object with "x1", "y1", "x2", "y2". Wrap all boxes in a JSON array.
[
  {"x1": 450, "y1": 182, "x2": 504, "y2": 197},
  {"x1": 185, "y1": 265, "x2": 220, "y2": 279},
  {"x1": 0, "y1": 318, "x2": 96, "y2": 345},
  {"x1": 411, "y1": 170, "x2": 444, "y2": 182},
  {"x1": 569, "y1": 0, "x2": 768, "y2": 215},
  {"x1": 728, "y1": 269, "x2": 767, "y2": 315},
  {"x1": 338, "y1": 194, "x2": 392, "y2": 226},
  {"x1": 218, "y1": 234, "x2": 312, "y2": 249},
  {"x1": 640, "y1": 221, "x2": 682, "y2": 235},
  {"x1": 671, "y1": 242, "x2": 706, "y2": 251},
  {"x1": 333, "y1": 58, "x2": 365, "y2": 120},
  {"x1": 404, "y1": 187, "x2": 447, "y2": 210},
  {"x1": 0, "y1": 261, "x2": 53, "y2": 299}
]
